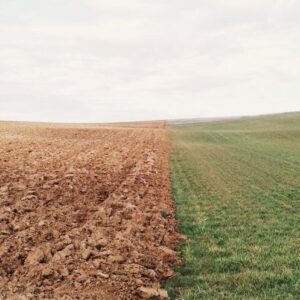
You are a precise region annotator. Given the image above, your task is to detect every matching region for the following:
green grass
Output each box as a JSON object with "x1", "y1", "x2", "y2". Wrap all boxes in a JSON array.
[{"x1": 165, "y1": 113, "x2": 300, "y2": 299}]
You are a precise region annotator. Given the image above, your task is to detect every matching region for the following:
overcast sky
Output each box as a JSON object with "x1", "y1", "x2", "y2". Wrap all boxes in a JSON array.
[{"x1": 0, "y1": 0, "x2": 299, "y2": 122}]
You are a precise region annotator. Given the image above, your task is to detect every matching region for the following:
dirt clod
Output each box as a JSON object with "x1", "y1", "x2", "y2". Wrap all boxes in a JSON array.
[{"x1": 138, "y1": 287, "x2": 169, "y2": 299}]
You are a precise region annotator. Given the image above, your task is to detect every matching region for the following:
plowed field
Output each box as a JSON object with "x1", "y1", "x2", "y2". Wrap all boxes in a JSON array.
[{"x1": 0, "y1": 121, "x2": 180, "y2": 299}]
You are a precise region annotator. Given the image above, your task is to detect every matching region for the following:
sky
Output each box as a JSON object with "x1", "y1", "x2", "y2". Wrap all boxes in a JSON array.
[{"x1": 0, "y1": 0, "x2": 299, "y2": 123}]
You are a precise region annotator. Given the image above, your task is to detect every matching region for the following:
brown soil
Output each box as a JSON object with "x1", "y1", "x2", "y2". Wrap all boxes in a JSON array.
[{"x1": 0, "y1": 121, "x2": 182, "y2": 300}]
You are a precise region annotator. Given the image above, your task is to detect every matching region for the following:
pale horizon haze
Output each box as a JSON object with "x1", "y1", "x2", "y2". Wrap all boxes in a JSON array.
[{"x1": 0, "y1": 0, "x2": 299, "y2": 123}]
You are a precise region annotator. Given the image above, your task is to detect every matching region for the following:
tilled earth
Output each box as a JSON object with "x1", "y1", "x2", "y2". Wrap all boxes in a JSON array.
[{"x1": 0, "y1": 121, "x2": 181, "y2": 299}]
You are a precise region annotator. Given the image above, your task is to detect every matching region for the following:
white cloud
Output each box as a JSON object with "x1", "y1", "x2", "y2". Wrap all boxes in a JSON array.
[{"x1": 0, "y1": 0, "x2": 299, "y2": 122}]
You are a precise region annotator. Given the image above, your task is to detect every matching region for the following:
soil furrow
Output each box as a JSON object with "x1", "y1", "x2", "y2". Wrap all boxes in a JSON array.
[{"x1": 0, "y1": 121, "x2": 180, "y2": 300}]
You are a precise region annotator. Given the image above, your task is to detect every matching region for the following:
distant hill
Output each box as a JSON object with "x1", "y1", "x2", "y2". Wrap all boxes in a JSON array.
[{"x1": 166, "y1": 111, "x2": 300, "y2": 125}]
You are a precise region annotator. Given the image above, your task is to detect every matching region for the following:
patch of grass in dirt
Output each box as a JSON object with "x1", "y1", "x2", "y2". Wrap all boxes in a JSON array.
[{"x1": 164, "y1": 113, "x2": 300, "y2": 299}]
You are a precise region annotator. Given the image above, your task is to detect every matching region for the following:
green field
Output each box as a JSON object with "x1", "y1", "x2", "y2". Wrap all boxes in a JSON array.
[{"x1": 165, "y1": 113, "x2": 300, "y2": 299}]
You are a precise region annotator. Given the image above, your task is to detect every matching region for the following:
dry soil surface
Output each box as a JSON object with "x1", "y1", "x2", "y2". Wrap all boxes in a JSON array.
[{"x1": 0, "y1": 121, "x2": 181, "y2": 300}]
